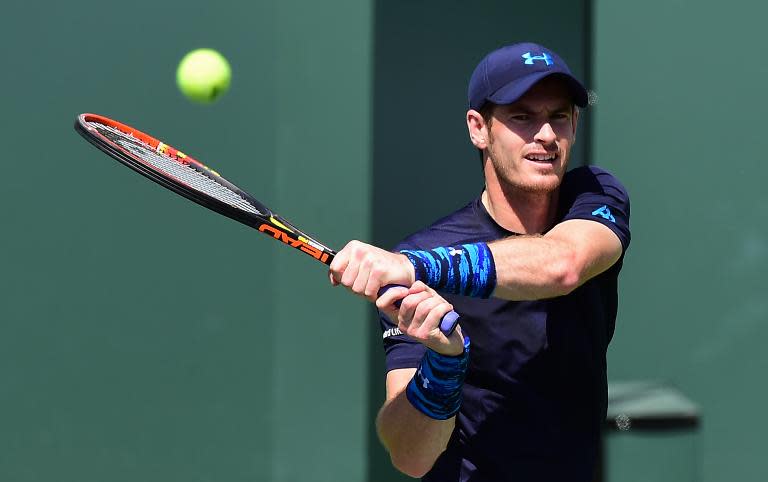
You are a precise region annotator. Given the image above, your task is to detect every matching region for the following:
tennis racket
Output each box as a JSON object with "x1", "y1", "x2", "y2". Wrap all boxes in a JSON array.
[{"x1": 74, "y1": 113, "x2": 460, "y2": 336}]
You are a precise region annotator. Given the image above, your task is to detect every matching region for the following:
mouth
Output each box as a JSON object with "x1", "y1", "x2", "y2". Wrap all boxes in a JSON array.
[{"x1": 524, "y1": 152, "x2": 559, "y2": 163}]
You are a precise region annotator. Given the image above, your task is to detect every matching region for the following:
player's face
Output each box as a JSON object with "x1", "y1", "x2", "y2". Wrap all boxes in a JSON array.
[{"x1": 484, "y1": 78, "x2": 579, "y2": 193}]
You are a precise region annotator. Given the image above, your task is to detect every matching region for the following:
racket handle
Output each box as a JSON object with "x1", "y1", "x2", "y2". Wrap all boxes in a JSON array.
[{"x1": 377, "y1": 285, "x2": 461, "y2": 336}]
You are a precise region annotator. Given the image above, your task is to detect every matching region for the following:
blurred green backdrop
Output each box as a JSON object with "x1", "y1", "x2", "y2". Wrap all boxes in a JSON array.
[
  {"x1": 1, "y1": 0, "x2": 371, "y2": 481},
  {"x1": 594, "y1": 1, "x2": 768, "y2": 481},
  {"x1": 1, "y1": 0, "x2": 766, "y2": 481}
]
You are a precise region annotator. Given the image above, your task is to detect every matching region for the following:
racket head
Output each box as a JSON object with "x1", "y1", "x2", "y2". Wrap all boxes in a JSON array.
[{"x1": 74, "y1": 113, "x2": 336, "y2": 264}]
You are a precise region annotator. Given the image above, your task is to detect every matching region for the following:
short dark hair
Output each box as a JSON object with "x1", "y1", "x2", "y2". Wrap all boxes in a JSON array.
[{"x1": 478, "y1": 101, "x2": 496, "y2": 126}]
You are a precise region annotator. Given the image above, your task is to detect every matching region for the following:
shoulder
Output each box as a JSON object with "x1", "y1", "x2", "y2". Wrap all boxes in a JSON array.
[
  {"x1": 561, "y1": 165, "x2": 629, "y2": 201},
  {"x1": 558, "y1": 165, "x2": 632, "y2": 252}
]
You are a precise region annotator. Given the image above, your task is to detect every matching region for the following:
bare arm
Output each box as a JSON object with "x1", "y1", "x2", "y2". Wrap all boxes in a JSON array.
[
  {"x1": 489, "y1": 219, "x2": 623, "y2": 300},
  {"x1": 329, "y1": 219, "x2": 623, "y2": 303},
  {"x1": 376, "y1": 368, "x2": 456, "y2": 478},
  {"x1": 369, "y1": 284, "x2": 465, "y2": 477}
]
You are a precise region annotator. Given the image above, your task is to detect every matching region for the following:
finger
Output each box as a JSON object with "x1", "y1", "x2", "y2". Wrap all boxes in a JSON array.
[
  {"x1": 328, "y1": 245, "x2": 351, "y2": 286},
  {"x1": 375, "y1": 285, "x2": 409, "y2": 310},
  {"x1": 405, "y1": 296, "x2": 453, "y2": 344},
  {"x1": 406, "y1": 297, "x2": 451, "y2": 341},
  {"x1": 397, "y1": 290, "x2": 433, "y2": 328},
  {"x1": 424, "y1": 301, "x2": 463, "y2": 354},
  {"x1": 412, "y1": 296, "x2": 445, "y2": 330},
  {"x1": 408, "y1": 280, "x2": 431, "y2": 295},
  {"x1": 421, "y1": 299, "x2": 455, "y2": 336},
  {"x1": 352, "y1": 258, "x2": 372, "y2": 295},
  {"x1": 339, "y1": 246, "x2": 362, "y2": 288},
  {"x1": 363, "y1": 261, "x2": 387, "y2": 299}
]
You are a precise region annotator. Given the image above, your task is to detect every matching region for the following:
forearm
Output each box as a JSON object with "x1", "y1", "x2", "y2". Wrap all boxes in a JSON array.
[
  {"x1": 488, "y1": 220, "x2": 623, "y2": 300},
  {"x1": 399, "y1": 236, "x2": 579, "y2": 302},
  {"x1": 376, "y1": 388, "x2": 455, "y2": 478},
  {"x1": 488, "y1": 235, "x2": 580, "y2": 300},
  {"x1": 400, "y1": 220, "x2": 622, "y2": 302}
]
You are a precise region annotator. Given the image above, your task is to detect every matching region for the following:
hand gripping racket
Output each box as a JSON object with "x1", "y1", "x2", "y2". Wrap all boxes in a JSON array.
[{"x1": 74, "y1": 113, "x2": 460, "y2": 336}]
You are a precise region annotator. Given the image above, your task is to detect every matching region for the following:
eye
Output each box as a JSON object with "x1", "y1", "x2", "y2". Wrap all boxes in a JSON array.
[
  {"x1": 509, "y1": 114, "x2": 530, "y2": 122},
  {"x1": 551, "y1": 111, "x2": 571, "y2": 121}
]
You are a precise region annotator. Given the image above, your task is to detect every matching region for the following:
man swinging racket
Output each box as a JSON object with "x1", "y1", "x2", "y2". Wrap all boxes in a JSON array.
[{"x1": 330, "y1": 42, "x2": 630, "y2": 482}]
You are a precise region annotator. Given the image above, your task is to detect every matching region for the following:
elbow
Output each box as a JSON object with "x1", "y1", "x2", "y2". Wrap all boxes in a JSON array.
[
  {"x1": 389, "y1": 452, "x2": 436, "y2": 479},
  {"x1": 376, "y1": 417, "x2": 429, "y2": 478},
  {"x1": 379, "y1": 430, "x2": 437, "y2": 478},
  {"x1": 551, "y1": 247, "x2": 582, "y2": 296}
]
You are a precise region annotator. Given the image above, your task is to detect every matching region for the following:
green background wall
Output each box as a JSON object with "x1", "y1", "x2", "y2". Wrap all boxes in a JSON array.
[
  {"x1": 1, "y1": 1, "x2": 370, "y2": 481},
  {"x1": 593, "y1": 0, "x2": 768, "y2": 481}
]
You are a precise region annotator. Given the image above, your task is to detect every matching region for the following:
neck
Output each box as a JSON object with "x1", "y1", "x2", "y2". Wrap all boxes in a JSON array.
[{"x1": 481, "y1": 181, "x2": 559, "y2": 235}]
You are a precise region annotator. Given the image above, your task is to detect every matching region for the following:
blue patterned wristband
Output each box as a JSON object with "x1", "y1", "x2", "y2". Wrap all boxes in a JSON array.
[
  {"x1": 405, "y1": 336, "x2": 470, "y2": 420},
  {"x1": 400, "y1": 243, "x2": 497, "y2": 298}
]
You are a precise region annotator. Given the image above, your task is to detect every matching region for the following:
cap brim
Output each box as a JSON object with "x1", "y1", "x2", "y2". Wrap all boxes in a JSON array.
[{"x1": 487, "y1": 72, "x2": 588, "y2": 108}]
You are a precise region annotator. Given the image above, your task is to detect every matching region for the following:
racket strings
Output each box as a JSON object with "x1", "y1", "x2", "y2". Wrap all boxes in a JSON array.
[{"x1": 88, "y1": 122, "x2": 260, "y2": 215}]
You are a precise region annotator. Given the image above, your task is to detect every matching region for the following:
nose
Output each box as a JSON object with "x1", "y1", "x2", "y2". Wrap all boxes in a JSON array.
[{"x1": 534, "y1": 123, "x2": 556, "y2": 145}]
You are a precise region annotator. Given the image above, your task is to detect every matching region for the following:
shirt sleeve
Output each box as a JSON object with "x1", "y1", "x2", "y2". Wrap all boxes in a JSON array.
[
  {"x1": 379, "y1": 309, "x2": 426, "y2": 372},
  {"x1": 560, "y1": 166, "x2": 631, "y2": 252},
  {"x1": 378, "y1": 240, "x2": 427, "y2": 372}
]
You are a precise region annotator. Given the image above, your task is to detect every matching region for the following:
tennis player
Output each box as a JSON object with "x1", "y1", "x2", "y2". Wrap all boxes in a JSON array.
[{"x1": 329, "y1": 42, "x2": 630, "y2": 481}]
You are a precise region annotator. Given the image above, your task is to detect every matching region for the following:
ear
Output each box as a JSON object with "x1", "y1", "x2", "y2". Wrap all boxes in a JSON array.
[{"x1": 467, "y1": 109, "x2": 489, "y2": 149}]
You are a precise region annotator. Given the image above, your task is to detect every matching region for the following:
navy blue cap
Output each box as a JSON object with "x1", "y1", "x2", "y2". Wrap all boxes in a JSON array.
[{"x1": 468, "y1": 42, "x2": 588, "y2": 111}]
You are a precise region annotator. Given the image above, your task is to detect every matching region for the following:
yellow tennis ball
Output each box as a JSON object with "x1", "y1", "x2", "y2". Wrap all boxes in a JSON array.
[{"x1": 176, "y1": 48, "x2": 231, "y2": 104}]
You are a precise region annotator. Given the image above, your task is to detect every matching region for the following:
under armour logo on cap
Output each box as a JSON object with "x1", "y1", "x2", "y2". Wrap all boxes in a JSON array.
[
  {"x1": 467, "y1": 42, "x2": 588, "y2": 110},
  {"x1": 521, "y1": 52, "x2": 554, "y2": 66}
]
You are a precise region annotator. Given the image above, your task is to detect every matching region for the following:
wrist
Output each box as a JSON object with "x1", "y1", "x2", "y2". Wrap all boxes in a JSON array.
[
  {"x1": 425, "y1": 327, "x2": 465, "y2": 356},
  {"x1": 406, "y1": 336, "x2": 470, "y2": 420},
  {"x1": 400, "y1": 243, "x2": 497, "y2": 298},
  {"x1": 398, "y1": 253, "x2": 417, "y2": 285}
]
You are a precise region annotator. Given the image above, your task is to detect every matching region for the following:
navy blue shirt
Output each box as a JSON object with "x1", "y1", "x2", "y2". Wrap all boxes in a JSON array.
[{"x1": 379, "y1": 166, "x2": 630, "y2": 482}]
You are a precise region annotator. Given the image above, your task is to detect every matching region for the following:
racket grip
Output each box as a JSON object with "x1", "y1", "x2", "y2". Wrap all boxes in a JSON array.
[{"x1": 377, "y1": 285, "x2": 461, "y2": 336}]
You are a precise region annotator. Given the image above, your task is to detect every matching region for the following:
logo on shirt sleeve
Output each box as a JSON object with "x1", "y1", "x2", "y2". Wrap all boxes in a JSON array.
[
  {"x1": 382, "y1": 327, "x2": 404, "y2": 339},
  {"x1": 592, "y1": 205, "x2": 616, "y2": 223}
]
